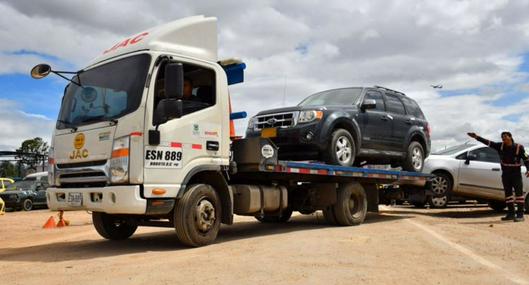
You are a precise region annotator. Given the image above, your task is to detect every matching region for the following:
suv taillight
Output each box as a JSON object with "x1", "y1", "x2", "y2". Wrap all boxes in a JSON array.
[{"x1": 426, "y1": 123, "x2": 432, "y2": 137}]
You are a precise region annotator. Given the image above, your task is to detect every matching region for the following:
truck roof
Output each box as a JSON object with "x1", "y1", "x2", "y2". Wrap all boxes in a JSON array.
[{"x1": 89, "y1": 15, "x2": 218, "y2": 67}]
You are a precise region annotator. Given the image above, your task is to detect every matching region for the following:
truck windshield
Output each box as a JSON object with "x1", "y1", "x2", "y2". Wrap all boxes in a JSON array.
[
  {"x1": 57, "y1": 54, "x2": 151, "y2": 129},
  {"x1": 298, "y1": 88, "x2": 363, "y2": 106}
]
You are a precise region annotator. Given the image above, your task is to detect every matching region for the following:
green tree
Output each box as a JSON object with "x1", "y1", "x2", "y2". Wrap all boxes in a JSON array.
[
  {"x1": 0, "y1": 161, "x2": 17, "y2": 177},
  {"x1": 16, "y1": 137, "x2": 49, "y2": 171}
]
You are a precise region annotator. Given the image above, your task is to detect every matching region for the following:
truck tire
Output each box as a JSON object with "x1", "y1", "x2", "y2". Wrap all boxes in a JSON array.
[
  {"x1": 331, "y1": 182, "x2": 367, "y2": 226},
  {"x1": 92, "y1": 212, "x2": 138, "y2": 240},
  {"x1": 325, "y1": 129, "x2": 356, "y2": 167},
  {"x1": 402, "y1": 141, "x2": 424, "y2": 172},
  {"x1": 255, "y1": 208, "x2": 293, "y2": 223},
  {"x1": 322, "y1": 207, "x2": 338, "y2": 225},
  {"x1": 488, "y1": 201, "x2": 506, "y2": 212},
  {"x1": 174, "y1": 184, "x2": 221, "y2": 247},
  {"x1": 22, "y1": 199, "x2": 33, "y2": 211}
]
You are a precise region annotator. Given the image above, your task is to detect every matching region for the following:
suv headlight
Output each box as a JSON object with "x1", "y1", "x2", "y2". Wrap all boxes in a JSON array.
[
  {"x1": 110, "y1": 136, "x2": 130, "y2": 184},
  {"x1": 298, "y1": 110, "x2": 323, "y2": 123},
  {"x1": 247, "y1": 117, "x2": 257, "y2": 129}
]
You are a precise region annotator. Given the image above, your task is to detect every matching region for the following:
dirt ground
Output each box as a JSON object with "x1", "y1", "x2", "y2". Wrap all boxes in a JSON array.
[{"x1": 1, "y1": 204, "x2": 529, "y2": 285}]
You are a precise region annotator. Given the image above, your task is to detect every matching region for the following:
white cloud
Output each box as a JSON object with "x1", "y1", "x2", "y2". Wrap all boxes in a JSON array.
[{"x1": 1, "y1": 0, "x2": 529, "y2": 151}]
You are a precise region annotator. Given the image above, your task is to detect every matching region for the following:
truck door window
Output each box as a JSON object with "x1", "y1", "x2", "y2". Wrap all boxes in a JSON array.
[
  {"x1": 364, "y1": 91, "x2": 385, "y2": 111},
  {"x1": 154, "y1": 61, "x2": 216, "y2": 120},
  {"x1": 384, "y1": 93, "x2": 406, "y2": 115}
]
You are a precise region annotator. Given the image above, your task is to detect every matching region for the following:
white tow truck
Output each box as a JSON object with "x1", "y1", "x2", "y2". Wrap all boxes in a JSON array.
[{"x1": 32, "y1": 16, "x2": 432, "y2": 247}]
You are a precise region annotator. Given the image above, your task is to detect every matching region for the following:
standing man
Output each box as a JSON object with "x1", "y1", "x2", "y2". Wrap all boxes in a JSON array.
[{"x1": 468, "y1": 132, "x2": 529, "y2": 222}]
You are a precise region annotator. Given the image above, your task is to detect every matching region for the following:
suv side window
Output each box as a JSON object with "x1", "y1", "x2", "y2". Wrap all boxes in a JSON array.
[
  {"x1": 384, "y1": 93, "x2": 406, "y2": 115},
  {"x1": 364, "y1": 90, "x2": 385, "y2": 111},
  {"x1": 402, "y1": 97, "x2": 425, "y2": 119},
  {"x1": 470, "y1": 147, "x2": 500, "y2": 163}
]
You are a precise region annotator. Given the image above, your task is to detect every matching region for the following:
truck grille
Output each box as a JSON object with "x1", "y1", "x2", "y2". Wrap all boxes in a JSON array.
[
  {"x1": 254, "y1": 111, "x2": 299, "y2": 130},
  {"x1": 55, "y1": 160, "x2": 109, "y2": 187}
]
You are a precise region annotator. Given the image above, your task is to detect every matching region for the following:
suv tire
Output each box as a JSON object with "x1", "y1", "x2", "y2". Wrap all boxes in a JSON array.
[
  {"x1": 325, "y1": 129, "x2": 356, "y2": 167},
  {"x1": 402, "y1": 141, "x2": 424, "y2": 172}
]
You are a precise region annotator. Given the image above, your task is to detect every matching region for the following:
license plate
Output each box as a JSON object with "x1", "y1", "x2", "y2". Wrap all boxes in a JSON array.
[
  {"x1": 261, "y1": 127, "x2": 277, "y2": 138},
  {"x1": 67, "y1": 192, "x2": 83, "y2": 206}
]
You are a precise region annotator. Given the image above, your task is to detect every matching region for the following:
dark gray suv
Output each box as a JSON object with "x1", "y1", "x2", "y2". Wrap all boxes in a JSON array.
[{"x1": 246, "y1": 86, "x2": 431, "y2": 172}]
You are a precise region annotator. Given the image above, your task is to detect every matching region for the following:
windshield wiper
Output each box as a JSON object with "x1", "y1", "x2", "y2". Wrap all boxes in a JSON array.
[{"x1": 57, "y1": 120, "x2": 78, "y2": 132}]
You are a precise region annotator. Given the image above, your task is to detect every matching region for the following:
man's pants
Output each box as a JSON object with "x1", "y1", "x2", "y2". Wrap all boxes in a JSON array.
[{"x1": 502, "y1": 172, "x2": 525, "y2": 215}]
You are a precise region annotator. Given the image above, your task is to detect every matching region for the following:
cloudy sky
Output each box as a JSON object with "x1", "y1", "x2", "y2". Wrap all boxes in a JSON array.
[{"x1": 1, "y1": 0, "x2": 529, "y2": 151}]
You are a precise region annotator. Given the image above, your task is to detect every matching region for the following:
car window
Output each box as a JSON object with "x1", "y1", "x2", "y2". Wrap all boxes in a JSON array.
[
  {"x1": 384, "y1": 93, "x2": 406, "y2": 115},
  {"x1": 470, "y1": 147, "x2": 500, "y2": 163},
  {"x1": 402, "y1": 97, "x2": 425, "y2": 119},
  {"x1": 364, "y1": 90, "x2": 385, "y2": 111}
]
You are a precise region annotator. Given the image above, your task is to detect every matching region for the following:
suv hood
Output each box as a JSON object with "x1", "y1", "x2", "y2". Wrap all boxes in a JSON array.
[{"x1": 255, "y1": 105, "x2": 355, "y2": 116}]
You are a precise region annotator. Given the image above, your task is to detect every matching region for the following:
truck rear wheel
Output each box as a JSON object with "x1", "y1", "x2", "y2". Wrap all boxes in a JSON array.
[
  {"x1": 330, "y1": 182, "x2": 367, "y2": 226},
  {"x1": 174, "y1": 184, "x2": 221, "y2": 247},
  {"x1": 255, "y1": 208, "x2": 293, "y2": 223},
  {"x1": 92, "y1": 212, "x2": 138, "y2": 240}
]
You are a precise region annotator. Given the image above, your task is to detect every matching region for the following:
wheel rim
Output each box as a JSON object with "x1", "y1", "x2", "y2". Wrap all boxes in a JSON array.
[
  {"x1": 195, "y1": 199, "x2": 216, "y2": 233},
  {"x1": 411, "y1": 146, "x2": 423, "y2": 170},
  {"x1": 335, "y1": 136, "x2": 353, "y2": 164},
  {"x1": 23, "y1": 200, "x2": 32, "y2": 210},
  {"x1": 431, "y1": 176, "x2": 448, "y2": 207}
]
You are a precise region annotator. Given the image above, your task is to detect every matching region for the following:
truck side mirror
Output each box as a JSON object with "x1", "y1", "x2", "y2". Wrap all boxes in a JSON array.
[
  {"x1": 465, "y1": 152, "x2": 477, "y2": 165},
  {"x1": 361, "y1": 99, "x2": 376, "y2": 111},
  {"x1": 165, "y1": 63, "x2": 184, "y2": 99},
  {"x1": 153, "y1": 98, "x2": 183, "y2": 126}
]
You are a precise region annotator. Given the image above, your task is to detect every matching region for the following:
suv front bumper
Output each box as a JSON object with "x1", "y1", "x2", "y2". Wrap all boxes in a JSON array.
[{"x1": 47, "y1": 185, "x2": 146, "y2": 214}]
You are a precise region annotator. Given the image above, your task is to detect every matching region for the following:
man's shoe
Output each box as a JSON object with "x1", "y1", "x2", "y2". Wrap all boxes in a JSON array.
[
  {"x1": 514, "y1": 215, "x2": 525, "y2": 222},
  {"x1": 501, "y1": 214, "x2": 515, "y2": 221}
]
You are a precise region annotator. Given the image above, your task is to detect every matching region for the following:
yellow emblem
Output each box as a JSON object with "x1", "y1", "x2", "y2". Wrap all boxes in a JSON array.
[
  {"x1": 70, "y1": 133, "x2": 88, "y2": 159},
  {"x1": 74, "y1": 133, "x2": 85, "y2": 149}
]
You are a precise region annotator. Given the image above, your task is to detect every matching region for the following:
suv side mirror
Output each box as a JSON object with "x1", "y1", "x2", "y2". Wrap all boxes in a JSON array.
[
  {"x1": 465, "y1": 152, "x2": 478, "y2": 165},
  {"x1": 361, "y1": 99, "x2": 377, "y2": 111},
  {"x1": 165, "y1": 63, "x2": 184, "y2": 99},
  {"x1": 153, "y1": 98, "x2": 183, "y2": 126}
]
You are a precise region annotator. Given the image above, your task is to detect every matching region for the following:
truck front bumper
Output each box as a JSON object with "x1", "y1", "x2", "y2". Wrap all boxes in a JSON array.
[{"x1": 47, "y1": 185, "x2": 146, "y2": 214}]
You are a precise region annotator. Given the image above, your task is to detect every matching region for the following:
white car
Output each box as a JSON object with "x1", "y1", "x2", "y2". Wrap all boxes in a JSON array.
[{"x1": 423, "y1": 143, "x2": 528, "y2": 211}]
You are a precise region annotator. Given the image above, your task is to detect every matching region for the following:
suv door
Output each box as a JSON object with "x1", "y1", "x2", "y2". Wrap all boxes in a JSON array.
[
  {"x1": 456, "y1": 147, "x2": 504, "y2": 200},
  {"x1": 383, "y1": 93, "x2": 408, "y2": 151},
  {"x1": 358, "y1": 90, "x2": 392, "y2": 150}
]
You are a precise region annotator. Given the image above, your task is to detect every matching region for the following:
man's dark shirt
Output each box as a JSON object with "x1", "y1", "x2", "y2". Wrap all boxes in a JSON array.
[{"x1": 476, "y1": 136, "x2": 529, "y2": 174}]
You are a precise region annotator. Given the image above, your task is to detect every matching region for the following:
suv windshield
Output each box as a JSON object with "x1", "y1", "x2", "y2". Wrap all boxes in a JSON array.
[
  {"x1": 57, "y1": 54, "x2": 151, "y2": 129},
  {"x1": 433, "y1": 144, "x2": 475, "y2": 155},
  {"x1": 298, "y1": 88, "x2": 363, "y2": 106}
]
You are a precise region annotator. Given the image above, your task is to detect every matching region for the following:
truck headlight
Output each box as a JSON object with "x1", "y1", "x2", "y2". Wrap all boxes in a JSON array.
[
  {"x1": 247, "y1": 117, "x2": 257, "y2": 129},
  {"x1": 298, "y1": 110, "x2": 323, "y2": 123},
  {"x1": 110, "y1": 136, "x2": 130, "y2": 184}
]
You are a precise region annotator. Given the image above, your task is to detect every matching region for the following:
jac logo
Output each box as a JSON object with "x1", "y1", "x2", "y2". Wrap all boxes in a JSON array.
[
  {"x1": 69, "y1": 133, "x2": 89, "y2": 159},
  {"x1": 103, "y1": 32, "x2": 149, "y2": 54}
]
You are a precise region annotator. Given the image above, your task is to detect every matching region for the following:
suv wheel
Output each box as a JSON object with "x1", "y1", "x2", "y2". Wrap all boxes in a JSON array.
[
  {"x1": 402, "y1": 141, "x2": 424, "y2": 172},
  {"x1": 325, "y1": 129, "x2": 356, "y2": 167}
]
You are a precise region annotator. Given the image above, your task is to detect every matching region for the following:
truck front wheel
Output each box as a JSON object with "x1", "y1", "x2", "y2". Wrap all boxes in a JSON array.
[
  {"x1": 92, "y1": 212, "x2": 138, "y2": 240},
  {"x1": 174, "y1": 184, "x2": 221, "y2": 247},
  {"x1": 329, "y1": 182, "x2": 367, "y2": 226}
]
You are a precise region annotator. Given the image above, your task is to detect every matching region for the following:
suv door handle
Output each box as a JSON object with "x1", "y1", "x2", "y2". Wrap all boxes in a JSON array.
[
  {"x1": 491, "y1": 168, "x2": 501, "y2": 171},
  {"x1": 381, "y1": 114, "x2": 393, "y2": 121},
  {"x1": 405, "y1": 119, "x2": 413, "y2": 125}
]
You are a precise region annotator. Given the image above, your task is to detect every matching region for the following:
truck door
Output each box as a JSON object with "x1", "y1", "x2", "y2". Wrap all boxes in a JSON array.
[
  {"x1": 383, "y1": 93, "x2": 408, "y2": 151},
  {"x1": 358, "y1": 90, "x2": 391, "y2": 149},
  {"x1": 143, "y1": 58, "x2": 229, "y2": 198},
  {"x1": 457, "y1": 147, "x2": 504, "y2": 200}
]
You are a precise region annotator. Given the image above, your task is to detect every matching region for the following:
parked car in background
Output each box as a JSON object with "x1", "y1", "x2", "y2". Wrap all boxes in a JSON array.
[
  {"x1": 0, "y1": 172, "x2": 49, "y2": 211},
  {"x1": 246, "y1": 86, "x2": 431, "y2": 171},
  {"x1": 423, "y1": 143, "x2": 529, "y2": 212}
]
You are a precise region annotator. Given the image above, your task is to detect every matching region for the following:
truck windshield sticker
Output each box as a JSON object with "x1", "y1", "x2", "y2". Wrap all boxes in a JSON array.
[{"x1": 145, "y1": 146, "x2": 183, "y2": 169}]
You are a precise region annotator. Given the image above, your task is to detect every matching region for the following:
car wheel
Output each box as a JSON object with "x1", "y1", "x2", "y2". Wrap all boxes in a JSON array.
[
  {"x1": 402, "y1": 141, "x2": 424, "y2": 172},
  {"x1": 325, "y1": 129, "x2": 356, "y2": 167},
  {"x1": 22, "y1": 199, "x2": 33, "y2": 211},
  {"x1": 428, "y1": 172, "x2": 452, "y2": 208}
]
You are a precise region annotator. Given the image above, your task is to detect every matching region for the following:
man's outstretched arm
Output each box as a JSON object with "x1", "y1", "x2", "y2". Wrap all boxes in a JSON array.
[{"x1": 467, "y1": 132, "x2": 501, "y2": 150}]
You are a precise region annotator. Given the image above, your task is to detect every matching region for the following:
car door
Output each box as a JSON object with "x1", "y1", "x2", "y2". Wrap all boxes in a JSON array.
[
  {"x1": 358, "y1": 90, "x2": 392, "y2": 150},
  {"x1": 457, "y1": 147, "x2": 504, "y2": 200},
  {"x1": 383, "y1": 93, "x2": 408, "y2": 151},
  {"x1": 35, "y1": 176, "x2": 49, "y2": 205}
]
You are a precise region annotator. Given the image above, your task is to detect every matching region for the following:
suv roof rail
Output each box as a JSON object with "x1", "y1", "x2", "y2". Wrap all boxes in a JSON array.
[{"x1": 373, "y1": 85, "x2": 406, "y2": 96}]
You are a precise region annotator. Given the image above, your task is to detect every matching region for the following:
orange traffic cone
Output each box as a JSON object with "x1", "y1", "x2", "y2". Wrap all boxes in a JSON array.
[
  {"x1": 43, "y1": 216, "x2": 56, "y2": 229},
  {"x1": 56, "y1": 210, "x2": 70, "y2": 227}
]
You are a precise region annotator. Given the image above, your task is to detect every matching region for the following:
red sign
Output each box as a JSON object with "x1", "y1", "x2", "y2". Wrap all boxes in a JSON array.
[{"x1": 103, "y1": 32, "x2": 149, "y2": 54}]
